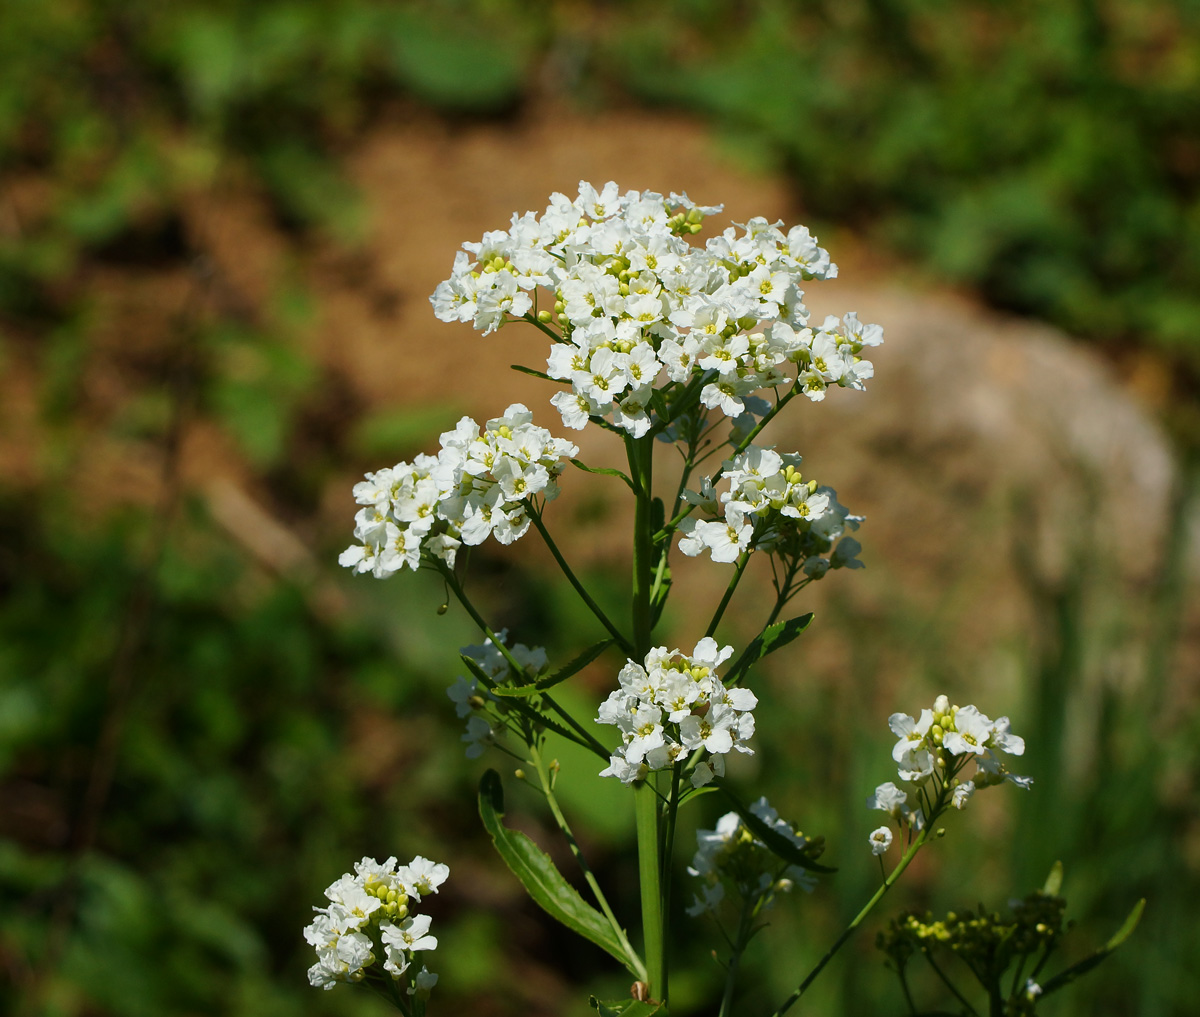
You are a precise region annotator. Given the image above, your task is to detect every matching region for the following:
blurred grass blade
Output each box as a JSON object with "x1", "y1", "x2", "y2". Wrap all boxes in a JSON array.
[
  {"x1": 478, "y1": 770, "x2": 644, "y2": 978},
  {"x1": 1042, "y1": 860, "x2": 1063, "y2": 896}
]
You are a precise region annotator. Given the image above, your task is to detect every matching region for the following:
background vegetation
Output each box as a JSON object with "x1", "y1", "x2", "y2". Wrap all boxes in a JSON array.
[{"x1": 1, "y1": 2, "x2": 1196, "y2": 1015}]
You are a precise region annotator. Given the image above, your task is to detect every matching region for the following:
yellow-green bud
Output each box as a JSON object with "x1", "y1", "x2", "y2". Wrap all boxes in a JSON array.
[
  {"x1": 387, "y1": 890, "x2": 398, "y2": 903},
  {"x1": 436, "y1": 602, "x2": 448, "y2": 615},
  {"x1": 738, "y1": 316, "x2": 758, "y2": 331},
  {"x1": 537, "y1": 309, "x2": 552, "y2": 323},
  {"x1": 514, "y1": 768, "x2": 526, "y2": 780},
  {"x1": 688, "y1": 222, "x2": 703, "y2": 234},
  {"x1": 686, "y1": 207, "x2": 703, "y2": 224}
]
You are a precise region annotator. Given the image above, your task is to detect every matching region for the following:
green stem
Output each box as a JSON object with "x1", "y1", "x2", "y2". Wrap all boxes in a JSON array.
[
  {"x1": 629, "y1": 433, "x2": 664, "y2": 1001},
  {"x1": 635, "y1": 778, "x2": 665, "y2": 1001},
  {"x1": 439, "y1": 564, "x2": 610, "y2": 759},
  {"x1": 529, "y1": 740, "x2": 647, "y2": 982},
  {"x1": 924, "y1": 948, "x2": 980, "y2": 1017},
  {"x1": 520, "y1": 311, "x2": 565, "y2": 344},
  {"x1": 771, "y1": 828, "x2": 930, "y2": 1016},
  {"x1": 706, "y1": 550, "x2": 751, "y2": 637},
  {"x1": 654, "y1": 385, "x2": 800, "y2": 541},
  {"x1": 719, "y1": 901, "x2": 756, "y2": 1017},
  {"x1": 530, "y1": 511, "x2": 634, "y2": 654}
]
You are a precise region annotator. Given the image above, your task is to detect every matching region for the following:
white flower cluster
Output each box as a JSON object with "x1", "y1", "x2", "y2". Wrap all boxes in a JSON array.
[
  {"x1": 595, "y1": 637, "x2": 755, "y2": 789},
  {"x1": 868, "y1": 695, "x2": 1031, "y2": 847},
  {"x1": 678, "y1": 444, "x2": 864, "y2": 571},
  {"x1": 340, "y1": 404, "x2": 577, "y2": 578},
  {"x1": 430, "y1": 181, "x2": 881, "y2": 437},
  {"x1": 447, "y1": 631, "x2": 548, "y2": 758},
  {"x1": 305, "y1": 855, "x2": 448, "y2": 994},
  {"x1": 686, "y1": 797, "x2": 817, "y2": 916}
]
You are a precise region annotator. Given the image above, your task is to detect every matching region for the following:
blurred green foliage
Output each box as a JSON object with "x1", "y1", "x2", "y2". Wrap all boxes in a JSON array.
[{"x1": 1, "y1": 1, "x2": 1197, "y2": 1016}]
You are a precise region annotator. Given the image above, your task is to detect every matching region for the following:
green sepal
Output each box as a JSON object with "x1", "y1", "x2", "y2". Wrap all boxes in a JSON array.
[
  {"x1": 589, "y1": 996, "x2": 666, "y2": 1016},
  {"x1": 478, "y1": 771, "x2": 644, "y2": 978},
  {"x1": 715, "y1": 780, "x2": 837, "y2": 874},
  {"x1": 570, "y1": 458, "x2": 637, "y2": 491},
  {"x1": 1042, "y1": 860, "x2": 1064, "y2": 896},
  {"x1": 725, "y1": 613, "x2": 815, "y2": 685},
  {"x1": 1039, "y1": 898, "x2": 1145, "y2": 997},
  {"x1": 491, "y1": 639, "x2": 614, "y2": 697}
]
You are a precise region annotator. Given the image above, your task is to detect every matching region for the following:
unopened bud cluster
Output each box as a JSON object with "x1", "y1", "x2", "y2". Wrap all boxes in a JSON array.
[
  {"x1": 678, "y1": 444, "x2": 863, "y2": 573},
  {"x1": 304, "y1": 855, "x2": 448, "y2": 994},
  {"x1": 868, "y1": 695, "x2": 1030, "y2": 850},
  {"x1": 877, "y1": 890, "x2": 1066, "y2": 1016},
  {"x1": 595, "y1": 638, "x2": 755, "y2": 788},
  {"x1": 686, "y1": 797, "x2": 819, "y2": 916},
  {"x1": 340, "y1": 404, "x2": 577, "y2": 578}
]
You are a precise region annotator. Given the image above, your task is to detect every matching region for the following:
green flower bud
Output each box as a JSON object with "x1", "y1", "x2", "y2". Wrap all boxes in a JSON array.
[{"x1": 537, "y1": 309, "x2": 553, "y2": 323}]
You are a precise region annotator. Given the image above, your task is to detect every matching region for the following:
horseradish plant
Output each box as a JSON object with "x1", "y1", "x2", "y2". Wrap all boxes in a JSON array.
[{"x1": 312, "y1": 182, "x2": 1140, "y2": 1016}]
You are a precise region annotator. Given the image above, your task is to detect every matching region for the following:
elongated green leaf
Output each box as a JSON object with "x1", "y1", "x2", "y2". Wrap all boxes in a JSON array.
[
  {"x1": 510, "y1": 363, "x2": 560, "y2": 383},
  {"x1": 479, "y1": 771, "x2": 642, "y2": 977},
  {"x1": 716, "y1": 781, "x2": 836, "y2": 874},
  {"x1": 1040, "y1": 898, "x2": 1145, "y2": 996},
  {"x1": 1042, "y1": 860, "x2": 1063, "y2": 897},
  {"x1": 590, "y1": 996, "x2": 665, "y2": 1016},
  {"x1": 461, "y1": 655, "x2": 600, "y2": 751},
  {"x1": 726, "y1": 613, "x2": 814, "y2": 684},
  {"x1": 570, "y1": 458, "x2": 636, "y2": 491},
  {"x1": 491, "y1": 639, "x2": 614, "y2": 697}
]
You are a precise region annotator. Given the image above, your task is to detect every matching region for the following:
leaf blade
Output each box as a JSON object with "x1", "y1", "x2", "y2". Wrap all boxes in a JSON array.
[{"x1": 478, "y1": 771, "x2": 643, "y2": 978}]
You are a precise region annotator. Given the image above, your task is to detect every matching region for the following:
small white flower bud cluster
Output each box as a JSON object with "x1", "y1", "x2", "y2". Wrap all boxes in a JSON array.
[
  {"x1": 430, "y1": 181, "x2": 881, "y2": 439},
  {"x1": 447, "y1": 631, "x2": 548, "y2": 758},
  {"x1": 594, "y1": 637, "x2": 756, "y2": 789},
  {"x1": 340, "y1": 404, "x2": 578, "y2": 578},
  {"x1": 678, "y1": 444, "x2": 864, "y2": 571},
  {"x1": 868, "y1": 696, "x2": 1031, "y2": 851},
  {"x1": 305, "y1": 855, "x2": 447, "y2": 994},
  {"x1": 686, "y1": 797, "x2": 817, "y2": 917}
]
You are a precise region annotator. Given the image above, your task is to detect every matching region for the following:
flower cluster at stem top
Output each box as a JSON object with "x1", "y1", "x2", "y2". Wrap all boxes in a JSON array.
[
  {"x1": 868, "y1": 695, "x2": 1030, "y2": 850},
  {"x1": 430, "y1": 180, "x2": 882, "y2": 440},
  {"x1": 304, "y1": 855, "x2": 448, "y2": 994},
  {"x1": 686, "y1": 797, "x2": 818, "y2": 917},
  {"x1": 595, "y1": 637, "x2": 755, "y2": 788},
  {"x1": 339, "y1": 404, "x2": 577, "y2": 578},
  {"x1": 679, "y1": 444, "x2": 863, "y2": 572},
  {"x1": 447, "y1": 631, "x2": 548, "y2": 757}
]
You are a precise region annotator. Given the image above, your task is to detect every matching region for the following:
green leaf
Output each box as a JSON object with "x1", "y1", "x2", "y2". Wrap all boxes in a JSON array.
[
  {"x1": 460, "y1": 656, "x2": 595, "y2": 750},
  {"x1": 510, "y1": 363, "x2": 560, "y2": 383},
  {"x1": 715, "y1": 781, "x2": 836, "y2": 874},
  {"x1": 726, "y1": 613, "x2": 815, "y2": 684},
  {"x1": 1042, "y1": 860, "x2": 1063, "y2": 897},
  {"x1": 478, "y1": 771, "x2": 643, "y2": 977},
  {"x1": 491, "y1": 640, "x2": 613, "y2": 697},
  {"x1": 589, "y1": 996, "x2": 665, "y2": 1016},
  {"x1": 570, "y1": 458, "x2": 636, "y2": 492},
  {"x1": 1040, "y1": 898, "x2": 1145, "y2": 996}
]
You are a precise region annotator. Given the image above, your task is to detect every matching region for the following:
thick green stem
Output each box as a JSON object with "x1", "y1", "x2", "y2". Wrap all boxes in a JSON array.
[
  {"x1": 530, "y1": 512, "x2": 634, "y2": 654},
  {"x1": 771, "y1": 828, "x2": 929, "y2": 1016},
  {"x1": 529, "y1": 740, "x2": 646, "y2": 982},
  {"x1": 635, "y1": 778, "x2": 664, "y2": 1000},
  {"x1": 629, "y1": 434, "x2": 664, "y2": 1000}
]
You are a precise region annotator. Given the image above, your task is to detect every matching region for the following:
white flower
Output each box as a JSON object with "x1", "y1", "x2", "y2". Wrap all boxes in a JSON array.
[
  {"x1": 869, "y1": 827, "x2": 894, "y2": 855},
  {"x1": 952, "y1": 780, "x2": 976, "y2": 810},
  {"x1": 943, "y1": 705, "x2": 993, "y2": 756},
  {"x1": 596, "y1": 640, "x2": 750, "y2": 784}
]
